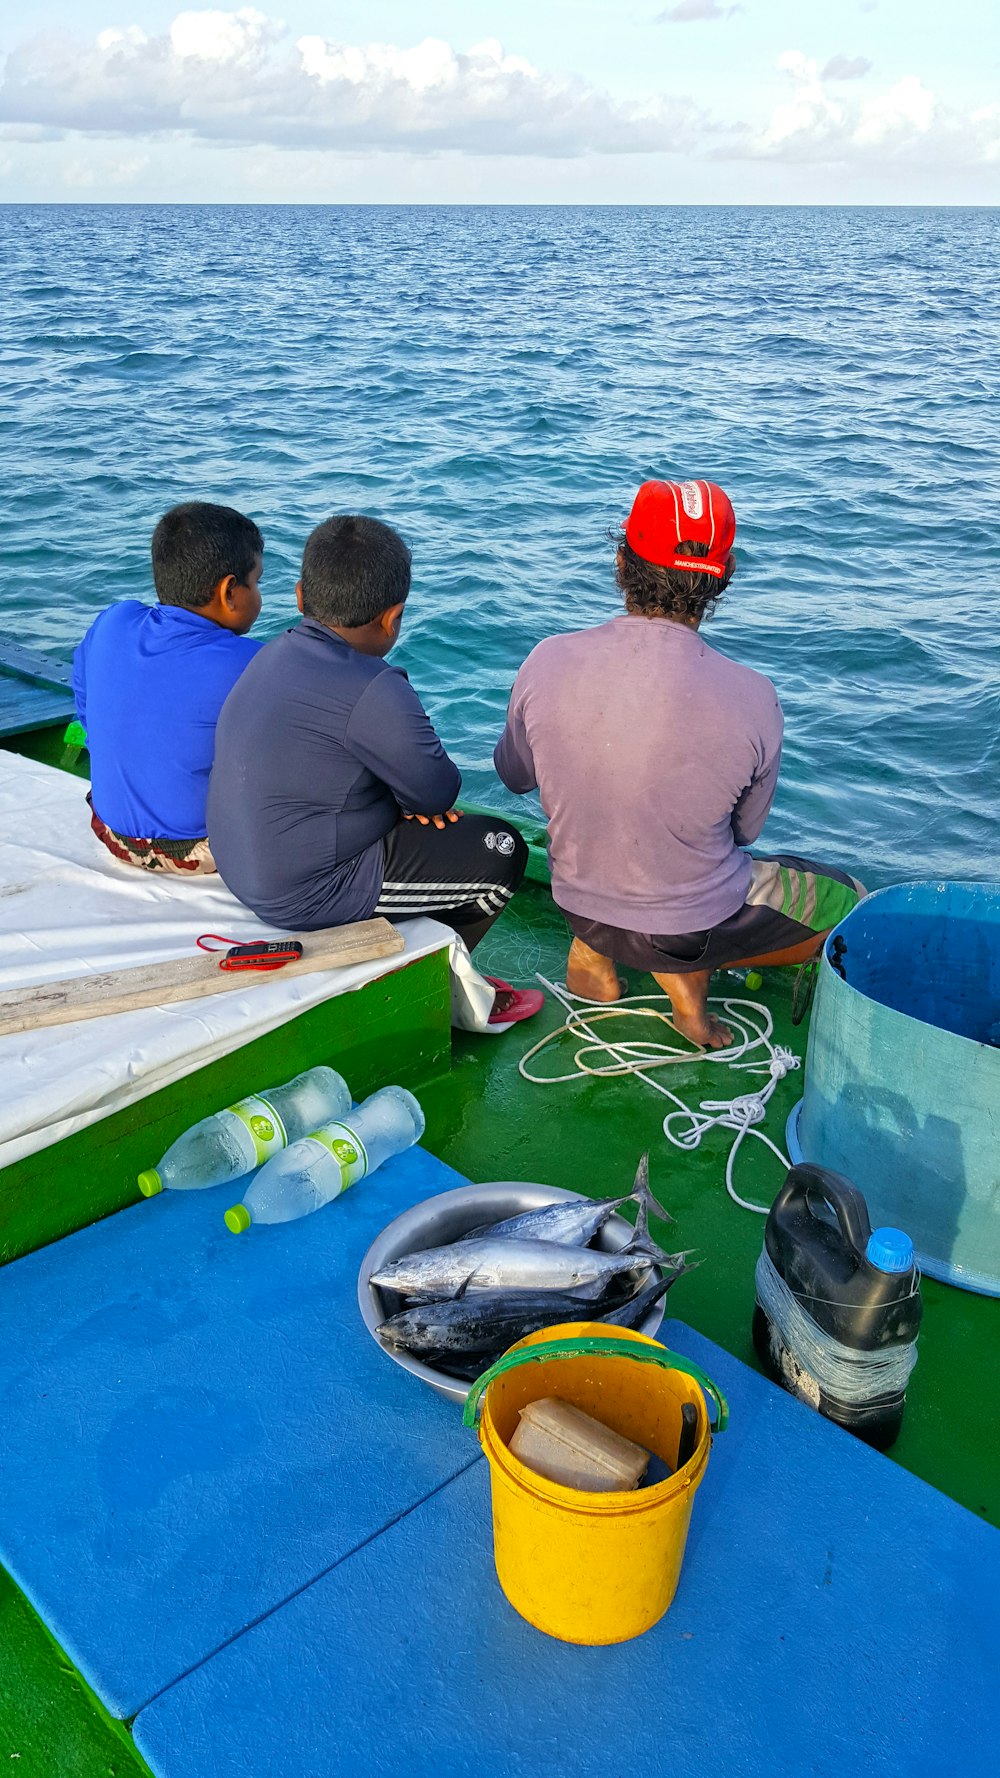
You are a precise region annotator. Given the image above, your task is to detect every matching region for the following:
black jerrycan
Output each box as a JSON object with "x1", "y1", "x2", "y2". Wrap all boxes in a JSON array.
[{"x1": 752, "y1": 1162, "x2": 922, "y2": 1451}]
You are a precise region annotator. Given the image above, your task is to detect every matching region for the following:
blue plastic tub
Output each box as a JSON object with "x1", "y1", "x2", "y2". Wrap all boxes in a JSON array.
[{"x1": 790, "y1": 881, "x2": 1000, "y2": 1295}]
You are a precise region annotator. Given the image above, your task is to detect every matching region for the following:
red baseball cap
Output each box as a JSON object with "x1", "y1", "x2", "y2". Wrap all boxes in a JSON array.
[{"x1": 624, "y1": 478, "x2": 736, "y2": 579}]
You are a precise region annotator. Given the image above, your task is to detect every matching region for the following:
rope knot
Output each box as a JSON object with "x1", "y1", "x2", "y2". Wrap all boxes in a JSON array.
[
  {"x1": 726, "y1": 1093, "x2": 769, "y2": 1129},
  {"x1": 769, "y1": 1047, "x2": 799, "y2": 1079},
  {"x1": 519, "y1": 975, "x2": 802, "y2": 1218}
]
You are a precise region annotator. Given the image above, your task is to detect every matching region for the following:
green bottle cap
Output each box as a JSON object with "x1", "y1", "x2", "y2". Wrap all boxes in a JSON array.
[
  {"x1": 225, "y1": 1204, "x2": 252, "y2": 1234},
  {"x1": 137, "y1": 1170, "x2": 163, "y2": 1198},
  {"x1": 746, "y1": 970, "x2": 763, "y2": 991}
]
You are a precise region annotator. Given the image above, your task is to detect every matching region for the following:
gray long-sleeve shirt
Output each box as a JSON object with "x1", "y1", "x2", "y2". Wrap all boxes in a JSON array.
[
  {"x1": 494, "y1": 613, "x2": 783, "y2": 933},
  {"x1": 208, "y1": 618, "x2": 461, "y2": 929}
]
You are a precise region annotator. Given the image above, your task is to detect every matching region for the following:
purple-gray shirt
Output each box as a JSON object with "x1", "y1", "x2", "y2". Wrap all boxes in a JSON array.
[{"x1": 494, "y1": 614, "x2": 784, "y2": 933}]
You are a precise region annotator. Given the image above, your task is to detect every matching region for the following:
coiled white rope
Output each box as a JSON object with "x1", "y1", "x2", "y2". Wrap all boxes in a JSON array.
[
  {"x1": 754, "y1": 1247, "x2": 918, "y2": 1404},
  {"x1": 519, "y1": 976, "x2": 800, "y2": 1214}
]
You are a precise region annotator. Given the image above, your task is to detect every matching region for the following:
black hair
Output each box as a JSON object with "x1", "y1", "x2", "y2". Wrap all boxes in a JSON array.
[
  {"x1": 300, "y1": 515, "x2": 412, "y2": 628},
  {"x1": 611, "y1": 529, "x2": 735, "y2": 624},
  {"x1": 151, "y1": 503, "x2": 263, "y2": 609}
]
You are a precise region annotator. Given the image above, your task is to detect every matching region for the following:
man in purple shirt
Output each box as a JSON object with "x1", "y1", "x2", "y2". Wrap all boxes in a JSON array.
[{"x1": 495, "y1": 478, "x2": 864, "y2": 1049}]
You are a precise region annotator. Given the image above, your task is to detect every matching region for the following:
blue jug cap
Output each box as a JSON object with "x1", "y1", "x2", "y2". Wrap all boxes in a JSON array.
[{"x1": 866, "y1": 1227, "x2": 914, "y2": 1274}]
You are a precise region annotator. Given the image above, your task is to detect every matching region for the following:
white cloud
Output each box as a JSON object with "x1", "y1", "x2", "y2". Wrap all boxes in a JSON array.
[
  {"x1": 297, "y1": 35, "x2": 539, "y2": 94},
  {"x1": 63, "y1": 149, "x2": 150, "y2": 187},
  {"x1": 111, "y1": 151, "x2": 152, "y2": 181},
  {"x1": 169, "y1": 8, "x2": 284, "y2": 64},
  {"x1": 96, "y1": 27, "x2": 148, "y2": 53},
  {"x1": 657, "y1": 1, "x2": 734, "y2": 20},
  {"x1": 0, "y1": 122, "x2": 61, "y2": 141},
  {"x1": 821, "y1": 55, "x2": 873, "y2": 81},
  {"x1": 0, "y1": 11, "x2": 996, "y2": 176},
  {"x1": 0, "y1": 14, "x2": 703, "y2": 158},
  {"x1": 853, "y1": 75, "x2": 935, "y2": 146},
  {"x1": 734, "y1": 49, "x2": 1000, "y2": 166},
  {"x1": 761, "y1": 51, "x2": 844, "y2": 150}
]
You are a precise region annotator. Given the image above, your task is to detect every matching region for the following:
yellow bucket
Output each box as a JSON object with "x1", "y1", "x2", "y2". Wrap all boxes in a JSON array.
[{"x1": 463, "y1": 1322, "x2": 728, "y2": 1646}]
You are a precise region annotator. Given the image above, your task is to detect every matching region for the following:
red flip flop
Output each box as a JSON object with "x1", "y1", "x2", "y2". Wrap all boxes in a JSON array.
[{"x1": 483, "y1": 975, "x2": 545, "y2": 1032}]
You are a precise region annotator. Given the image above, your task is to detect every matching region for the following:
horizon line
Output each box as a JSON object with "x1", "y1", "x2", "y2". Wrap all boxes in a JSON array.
[{"x1": 1, "y1": 198, "x2": 997, "y2": 210}]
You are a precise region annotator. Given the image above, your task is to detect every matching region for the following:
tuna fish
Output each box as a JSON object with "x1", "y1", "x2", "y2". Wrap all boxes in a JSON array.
[
  {"x1": 600, "y1": 1272, "x2": 679, "y2": 1328},
  {"x1": 378, "y1": 1284, "x2": 622, "y2": 1360},
  {"x1": 465, "y1": 1153, "x2": 673, "y2": 1247},
  {"x1": 377, "y1": 1268, "x2": 690, "y2": 1374},
  {"x1": 370, "y1": 1235, "x2": 656, "y2": 1300}
]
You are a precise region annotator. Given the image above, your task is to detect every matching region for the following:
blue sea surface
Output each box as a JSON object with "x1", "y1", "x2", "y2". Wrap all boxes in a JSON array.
[{"x1": 0, "y1": 204, "x2": 997, "y2": 886}]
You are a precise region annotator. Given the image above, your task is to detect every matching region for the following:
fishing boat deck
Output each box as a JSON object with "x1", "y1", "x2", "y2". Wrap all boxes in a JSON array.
[
  {"x1": 431, "y1": 882, "x2": 1000, "y2": 1525},
  {"x1": 0, "y1": 652, "x2": 998, "y2": 1775},
  {"x1": 134, "y1": 1325, "x2": 997, "y2": 1778},
  {"x1": 1, "y1": 1126, "x2": 996, "y2": 1778}
]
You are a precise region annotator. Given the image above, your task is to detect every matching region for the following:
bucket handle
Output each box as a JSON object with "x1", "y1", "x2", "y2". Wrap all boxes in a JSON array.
[{"x1": 461, "y1": 1336, "x2": 729, "y2": 1433}]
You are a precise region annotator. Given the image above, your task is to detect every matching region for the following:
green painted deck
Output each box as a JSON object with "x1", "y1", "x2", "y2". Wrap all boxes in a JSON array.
[
  {"x1": 0, "y1": 1571, "x2": 150, "y2": 1777},
  {"x1": 0, "y1": 691, "x2": 996, "y2": 1773},
  {"x1": 426, "y1": 880, "x2": 1000, "y2": 1526}
]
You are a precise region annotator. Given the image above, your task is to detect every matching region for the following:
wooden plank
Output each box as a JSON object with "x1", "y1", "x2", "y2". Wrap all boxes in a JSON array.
[
  {"x1": 0, "y1": 920, "x2": 405, "y2": 1037},
  {"x1": 0, "y1": 636, "x2": 76, "y2": 740},
  {"x1": 0, "y1": 636, "x2": 73, "y2": 690},
  {"x1": 0, "y1": 689, "x2": 77, "y2": 741},
  {"x1": 0, "y1": 636, "x2": 77, "y2": 742}
]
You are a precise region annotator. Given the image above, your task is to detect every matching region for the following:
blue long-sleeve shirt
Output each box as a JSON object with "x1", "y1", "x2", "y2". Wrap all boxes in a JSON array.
[
  {"x1": 207, "y1": 618, "x2": 462, "y2": 928},
  {"x1": 72, "y1": 601, "x2": 262, "y2": 839}
]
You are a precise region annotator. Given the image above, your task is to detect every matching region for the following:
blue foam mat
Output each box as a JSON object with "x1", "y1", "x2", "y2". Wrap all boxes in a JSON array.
[
  {"x1": 0, "y1": 1145, "x2": 477, "y2": 1718},
  {"x1": 134, "y1": 1320, "x2": 999, "y2": 1778}
]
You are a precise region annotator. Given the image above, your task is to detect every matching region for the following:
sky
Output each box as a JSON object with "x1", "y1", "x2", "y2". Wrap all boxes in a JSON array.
[{"x1": 0, "y1": 0, "x2": 998, "y2": 204}]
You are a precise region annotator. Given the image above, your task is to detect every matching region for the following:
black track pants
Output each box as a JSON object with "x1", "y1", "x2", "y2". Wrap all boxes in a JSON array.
[{"x1": 374, "y1": 814, "x2": 528, "y2": 946}]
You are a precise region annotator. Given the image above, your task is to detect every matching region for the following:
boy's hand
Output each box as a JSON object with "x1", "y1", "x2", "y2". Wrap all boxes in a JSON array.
[{"x1": 403, "y1": 810, "x2": 462, "y2": 831}]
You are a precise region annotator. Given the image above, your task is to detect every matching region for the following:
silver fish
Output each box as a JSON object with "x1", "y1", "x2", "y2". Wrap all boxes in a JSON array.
[
  {"x1": 378, "y1": 1268, "x2": 693, "y2": 1374},
  {"x1": 466, "y1": 1153, "x2": 673, "y2": 1248},
  {"x1": 369, "y1": 1235, "x2": 655, "y2": 1299},
  {"x1": 601, "y1": 1272, "x2": 679, "y2": 1329},
  {"x1": 378, "y1": 1283, "x2": 624, "y2": 1358}
]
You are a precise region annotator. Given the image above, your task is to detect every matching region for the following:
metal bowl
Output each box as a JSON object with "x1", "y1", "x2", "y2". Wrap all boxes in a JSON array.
[{"x1": 357, "y1": 1182, "x2": 665, "y2": 1405}]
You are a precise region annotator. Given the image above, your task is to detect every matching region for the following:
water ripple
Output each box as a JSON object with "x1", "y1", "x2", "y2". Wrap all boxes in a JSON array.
[{"x1": 0, "y1": 203, "x2": 998, "y2": 887}]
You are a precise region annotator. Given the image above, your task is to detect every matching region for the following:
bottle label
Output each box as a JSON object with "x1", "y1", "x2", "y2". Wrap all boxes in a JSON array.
[
  {"x1": 227, "y1": 1094, "x2": 288, "y2": 1166},
  {"x1": 307, "y1": 1122, "x2": 369, "y2": 1194}
]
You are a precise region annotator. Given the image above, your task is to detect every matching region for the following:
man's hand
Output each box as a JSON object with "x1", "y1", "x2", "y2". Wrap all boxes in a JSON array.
[{"x1": 403, "y1": 809, "x2": 462, "y2": 831}]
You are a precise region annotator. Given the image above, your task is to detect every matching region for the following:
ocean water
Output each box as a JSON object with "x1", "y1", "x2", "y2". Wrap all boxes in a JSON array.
[{"x1": 1, "y1": 204, "x2": 997, "y2": 887}]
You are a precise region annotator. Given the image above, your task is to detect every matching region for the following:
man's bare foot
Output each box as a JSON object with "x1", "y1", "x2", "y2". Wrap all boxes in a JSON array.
[
  {"x1": 671, "y1": 1007, "x2": 734, "y2": 1049},
  {"x1": 652, "y1": 968, "x2": 733, "y2": 1050},
  {"x1": 566, "y1": 938, "x2": 623, "y2": 1003}
]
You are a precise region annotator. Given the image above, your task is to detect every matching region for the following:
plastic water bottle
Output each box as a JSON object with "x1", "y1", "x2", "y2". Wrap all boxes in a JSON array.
[
  {"x1": 138, "y1": 1066, "x2": 351, "y2": 1197},
  {"x1": 727, "y1": 967, "x2": 763, "y2": 990},
  {"x1": 224, "y1": 1085, "x2": 425, "y2": 1233}
]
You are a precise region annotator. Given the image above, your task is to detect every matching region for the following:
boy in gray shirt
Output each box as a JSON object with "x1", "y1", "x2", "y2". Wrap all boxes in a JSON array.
[{"x1": 210, "y1": 516, "x2": 541, "y2": 1029}]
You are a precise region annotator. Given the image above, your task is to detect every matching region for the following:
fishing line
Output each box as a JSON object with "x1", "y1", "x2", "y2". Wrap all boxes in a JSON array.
[
  {"x1": 519, "y1": 978, "x2": 800, "y2": 1215},
  {"x1": 754, "y1": 1248, "x2": 918, "y2": 1403}
]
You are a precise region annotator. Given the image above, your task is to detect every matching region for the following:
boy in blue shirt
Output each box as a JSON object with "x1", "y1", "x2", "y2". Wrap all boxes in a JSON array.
[{"x1": 73, "y1": 502, "x2": 264, "y2": 874}]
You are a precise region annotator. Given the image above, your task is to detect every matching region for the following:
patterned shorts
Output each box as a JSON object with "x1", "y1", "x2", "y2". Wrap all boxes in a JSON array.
[
  {"x1": 564, "y1": 852, "x2": 866, "y2": 975},
  {"x1": 88, "y1": 794, "x2": 217, "y2": 876}
]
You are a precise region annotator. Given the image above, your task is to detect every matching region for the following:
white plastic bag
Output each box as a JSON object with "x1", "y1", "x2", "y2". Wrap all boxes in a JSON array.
[{"x1": 448, "y1": 934, "x2": 497, "y2": 1032}]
